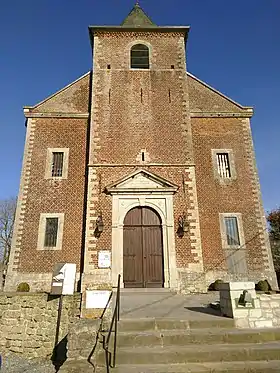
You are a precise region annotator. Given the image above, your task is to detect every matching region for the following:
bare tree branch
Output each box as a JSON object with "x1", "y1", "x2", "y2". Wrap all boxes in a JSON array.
[{"x1": 0, "y1": 197, "x2": 17, "y2": 267}]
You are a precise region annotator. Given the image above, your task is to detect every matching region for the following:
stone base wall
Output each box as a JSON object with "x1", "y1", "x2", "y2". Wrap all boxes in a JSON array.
[
  {"x1": 4, "y1": 268, "x2": 278, "y2": 294},
  {"x1": 81, "y1": 271, "x2": 111, "y2": 292},
  {"x1": 177, "y1": 270, "x2": 207, "y2": 293},
  {"x1": 0, "y1": 293, "x2": 81, "y2": 358},
  {"x1": 4, "y1": 272, "x2": 81, "y2": 293},
  {"x1": 206, "y1": 270, "x2": 278, "y2": 291},
  {"x1": 178, "y1": 270, "x2": 278, "y2": 294}
]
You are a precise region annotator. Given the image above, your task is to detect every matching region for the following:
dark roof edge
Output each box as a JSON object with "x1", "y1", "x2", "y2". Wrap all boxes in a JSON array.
[{"x1": 89, "y1": 25, "x2": 190, "y2": 32}]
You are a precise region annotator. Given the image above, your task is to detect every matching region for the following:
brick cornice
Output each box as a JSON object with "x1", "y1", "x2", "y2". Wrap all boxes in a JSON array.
[
  {"x1": 24, "y1": 112, "x2": 89, "y2": 119},
  {"x1": 88, "y1": 163, "x2": 196, "y2": 167},
  {"x1": 190, "y1": 112, "x2": 253, "y2": 118},
  {"x1": 24, "y1": 112, "x2": 253, "y2": 119}
]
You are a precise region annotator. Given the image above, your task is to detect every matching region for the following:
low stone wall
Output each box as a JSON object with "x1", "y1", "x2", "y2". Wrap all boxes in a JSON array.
[
  {"x1": 0, "y1": 292, "x2": 81, "y2": 358},
  {"x1": 220, "y1": 281, "x2": 280, "y2": 328},
  {"x1": 233, "y1": 293, "x2": 280, "y2": 328},
  {"x1": 66, "y1": 319, "x2": 102, "y2": 361},
  {"x1": 249, "y1": 293, "x2": 280, "y2": 328}
]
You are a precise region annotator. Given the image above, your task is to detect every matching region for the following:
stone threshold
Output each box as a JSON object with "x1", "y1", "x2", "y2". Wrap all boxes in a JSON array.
[{"x1": 119, "y1": 288, "x2": 175, "y2": 294}]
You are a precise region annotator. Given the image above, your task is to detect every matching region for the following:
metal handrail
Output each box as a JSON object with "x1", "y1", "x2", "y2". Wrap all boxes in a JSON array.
[{"x1": 103, "y1": 274, "x2": 121, "y2": 373}]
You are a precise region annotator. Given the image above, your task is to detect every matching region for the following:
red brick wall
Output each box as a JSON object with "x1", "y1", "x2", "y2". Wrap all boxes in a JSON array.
[
  {"x1": 18, "y1": 118, "x2": 88, "y2": 273},
  {"x1": 91, "y1": 32, "x2": 192, "y2": 165},
  {"x1": 192, "y1": 117, "x2": 266, "y2": 273}
]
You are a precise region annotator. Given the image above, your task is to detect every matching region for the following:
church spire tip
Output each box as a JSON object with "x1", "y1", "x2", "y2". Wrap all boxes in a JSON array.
[{"x1": 121, "y1": 1, "x2": 156, "y2": 27}]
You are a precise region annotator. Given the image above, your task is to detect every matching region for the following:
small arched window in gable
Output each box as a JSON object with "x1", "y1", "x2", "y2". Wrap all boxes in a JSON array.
[{"x1": 131, "y1": 44, "x2": 149, "y2": 69}]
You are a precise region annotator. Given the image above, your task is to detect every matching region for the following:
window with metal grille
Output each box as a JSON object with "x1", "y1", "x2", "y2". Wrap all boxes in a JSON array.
[
  {"x1": 44, "y1": 218, "x2": 59, "y2": 247},
  {"x1": 224, "y1": 217, "x2": 240, "y2": 246},
  {"x1": 216, "y1": 153, "x2": 231, "y2": 178},
  {"x1": 52, "y1": 152, "x2": 64, "y2": 177},
  {"x1": 131, "y1": 44, "x2": 149, "y2": 69}
]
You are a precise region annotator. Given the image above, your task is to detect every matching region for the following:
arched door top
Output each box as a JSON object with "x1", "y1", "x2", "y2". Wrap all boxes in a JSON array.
[{"x1": 124, "y1": 206, "x2": 161, "y2": 226}]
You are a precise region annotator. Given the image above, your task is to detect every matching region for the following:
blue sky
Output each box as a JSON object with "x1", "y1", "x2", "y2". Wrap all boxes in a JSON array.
[{"x1": 0, "y1": 0, "x2": 279, "y2": 212}]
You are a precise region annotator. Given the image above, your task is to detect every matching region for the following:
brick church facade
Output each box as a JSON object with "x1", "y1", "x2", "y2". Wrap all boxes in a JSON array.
[{"x1": 5, "y1": 4, "x2": 277, "y2": 292}]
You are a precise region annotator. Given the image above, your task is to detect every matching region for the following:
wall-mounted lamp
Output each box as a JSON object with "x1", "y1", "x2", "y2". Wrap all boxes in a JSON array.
[
  {"x1": 95, "y1": 213, "x2": 104, "y2": 238},
  {"x1": 177, "y1": 213, "x2": 189, "y2": 238}
]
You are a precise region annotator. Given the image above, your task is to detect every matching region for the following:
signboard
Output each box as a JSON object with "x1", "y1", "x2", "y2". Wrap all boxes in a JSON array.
[
  {"x1": 98, "y1": 251, "x2": 111, "y2": 268},
  {"x1": 86, "y1": 290, "x2": 111, "y2": 309},
  {"x1": 51, "y1": 263, "x2": 76, "y2": 295}
]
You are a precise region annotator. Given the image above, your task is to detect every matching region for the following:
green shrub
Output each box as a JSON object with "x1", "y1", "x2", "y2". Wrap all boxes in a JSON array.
[
  {"x1": 214, "y1": 279, "x2": 223, "y2": 290},
  {"x1": 256, "y1": 280, "x2": 271, "y2": 292},
  {"x1": 208, "y1": 279, "x2": 223, "y2": 291},
  {"x1": 17, "y1": 282, "x2": 30, "y2": 292}
]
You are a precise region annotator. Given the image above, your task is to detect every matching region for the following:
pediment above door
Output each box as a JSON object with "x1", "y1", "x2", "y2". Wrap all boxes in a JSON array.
[{"x1": 105, "y1": 169, "x2": 178, "y2": 194}]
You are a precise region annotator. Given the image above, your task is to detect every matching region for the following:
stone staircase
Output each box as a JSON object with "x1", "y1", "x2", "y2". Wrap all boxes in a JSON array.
[
  {"x1": 59, "y1": 317, "x2": 280, "y2": 372},
  {"x1": 96, "y1": 318, "x2": 280, "y2": 373}
]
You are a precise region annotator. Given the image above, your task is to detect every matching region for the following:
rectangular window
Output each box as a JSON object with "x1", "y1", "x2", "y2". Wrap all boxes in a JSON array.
[
  {"x1": 217, "y1": 153, "x2": 231, "y2": 178},
  {"x1": 44, "y1": 217, "x2": 59, "y2": 247},
  {"x1": 219, "y1": 213, "x2": 246, "y2": 273},
  {"x1": 52, "y1": 152, "x2": 64, "y2": 177},
  {"x1": 45, "y1": 148, "x2": 69, "y2": 180},
  {"x1": 224, "y1": 217, "x2": 240, "y2": 246}
]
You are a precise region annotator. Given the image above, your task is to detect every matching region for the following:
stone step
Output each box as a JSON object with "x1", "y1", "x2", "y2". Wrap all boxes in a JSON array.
[
  {"x1": 97, "y1": 342, "x2": 280, "y2": 365},
  {"x1": 114, "y1": 327, "x2": 280, "y2": 347},
  {"x1": 118, "y1": 318, "x2": 235, "y2": 332},
  {"x1": 59, "y1": 360, "x2": 280, "y2": 373},
  {"x1": 95, "y1": 360, "x2": 280, "y2": 372},
  {"x1": 58, "y1": 360, "x2": 94, "y2": 373}
]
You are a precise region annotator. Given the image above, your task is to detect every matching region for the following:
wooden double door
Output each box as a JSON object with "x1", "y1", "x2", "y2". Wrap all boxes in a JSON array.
[{"x1": 123, "y1": 207, "x2": 164, "y2": 288}]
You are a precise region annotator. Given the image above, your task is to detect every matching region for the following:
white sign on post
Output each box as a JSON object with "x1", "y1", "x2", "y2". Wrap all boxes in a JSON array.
[
  {"x1": 51, "y1": 263, "x2": 76, "y2": 295},
  {"x1": 98, "y1": 251, "x2": 111, "y2": 268},
  {"x1": 86, "y1": 290, "x2": 111, "y2": 309},
  {"x1": 62, "y1": 263, "x2": 76, "y2": 295}
]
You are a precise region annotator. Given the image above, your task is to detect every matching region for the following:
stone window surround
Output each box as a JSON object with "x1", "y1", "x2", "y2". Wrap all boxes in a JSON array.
[
  {"x1": 211, "y1": 149, "x2": 237, "y2": 182},
  {"x1": 37, "y1": 213, "x2": 65, "y2": 251},
  {"x1": 219, "y1": 212, "x2": 246, "y2": 250},
  {"x1": 127, "y1": 40, "x2": 153, "y2": 70},
  {"x1": 45, "y1": 148, "x2": 69, "y2": 180}
]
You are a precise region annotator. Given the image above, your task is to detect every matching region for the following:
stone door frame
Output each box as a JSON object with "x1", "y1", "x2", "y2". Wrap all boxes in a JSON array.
[{"x1": 111, "y1": 193, "x2": 177, "y2": 289}]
